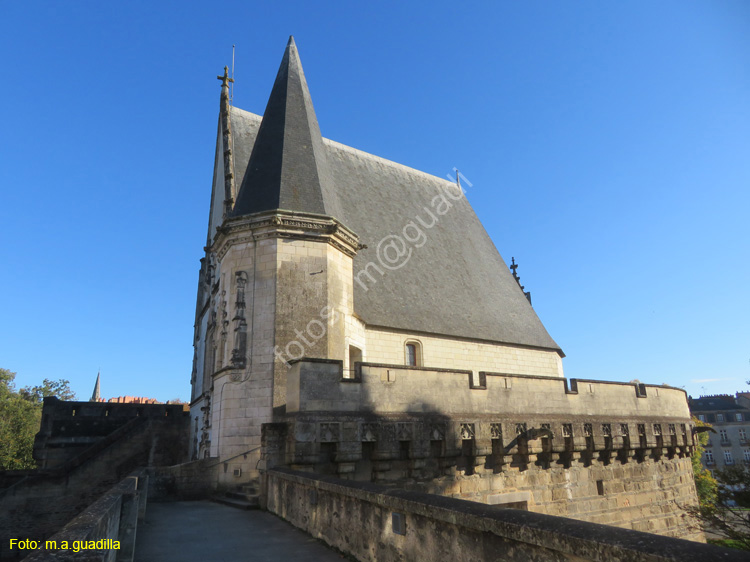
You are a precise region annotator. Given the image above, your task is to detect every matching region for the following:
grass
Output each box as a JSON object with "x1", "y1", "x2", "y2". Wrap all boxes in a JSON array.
[{"x1": 707, "y1": 538, "x2": 750, "y2": 551}]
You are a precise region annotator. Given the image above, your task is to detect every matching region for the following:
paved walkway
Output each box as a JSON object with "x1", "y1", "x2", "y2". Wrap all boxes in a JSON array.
[{"x1": 134, "y1": 501, "x2": 346, "y2": 561}]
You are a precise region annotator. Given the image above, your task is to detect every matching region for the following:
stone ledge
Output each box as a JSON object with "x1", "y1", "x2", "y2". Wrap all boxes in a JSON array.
[{"x1": 268, "y1": 467, "x2": 743, "y2": 562}]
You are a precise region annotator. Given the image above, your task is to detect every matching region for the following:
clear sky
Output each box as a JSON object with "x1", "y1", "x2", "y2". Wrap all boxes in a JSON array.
[{"x1": 1, "y1": 2, "x2": 748, "y2": 402}]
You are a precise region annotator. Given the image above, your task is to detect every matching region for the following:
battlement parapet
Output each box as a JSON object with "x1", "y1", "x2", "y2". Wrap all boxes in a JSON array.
[
  {"x1": 287, "y1": 359, "x2": 690, "y2": 420},
  {"x1": 33, "y1": 398, "x2": 189, "y2": 469}
]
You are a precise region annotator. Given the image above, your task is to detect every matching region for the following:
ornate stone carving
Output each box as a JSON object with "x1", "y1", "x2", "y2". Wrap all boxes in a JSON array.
[
  {"x1": 379, "y1": 423, "x2": 396, "y2": 442},
  {"x1": 490, "y1": 423, "x2": 503, "y2": 440},
  {"x1": 320, "y1": 422, "x2": 340, "y2": 442},
  {"x1": 190, "y1": 348, "x2": 197, "y2": 385},
  {"x1": 231, "y1": 271, "x2": 248, "y2": 368},
  {"x1": 205, "y1": 254, "x2": 215, "y2": 288},
  {"x1": 360, "y1": 423, "x2": 378, "y2": 442},
  {"x1": 396, "y1": 423, "x2": 413, "y2": 441},
  {"x1": 428, "y1": 423, "x2": 445, "y2": 441},
  {"x1": 460, "y1": 423, "x2": 475, "y2": 440},
  {"x1": 218, "y1": 291, "x2": 228, "y2": 366}
]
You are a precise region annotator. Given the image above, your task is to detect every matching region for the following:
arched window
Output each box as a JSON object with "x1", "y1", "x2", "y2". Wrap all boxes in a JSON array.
[{"x1": 404, "y1": 340, "x2": 422, "y2": 367}]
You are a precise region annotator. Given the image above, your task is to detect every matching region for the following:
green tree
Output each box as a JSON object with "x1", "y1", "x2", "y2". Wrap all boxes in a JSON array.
[
  {"x1": 694, "y1": 464, "x2": 750, "y2": 550},
  {"x1": 692, "y1": 415, "x2": 718, "y2": 506},
  {"x1": 687, "y1": 415, "x2": 750, "y2": 550},
  {"x1": 20, "y1": 378, "x2": 77, "y2": 404},
  {"x1": 0, "y1": 369, "x2": 77, "y2": 470}
]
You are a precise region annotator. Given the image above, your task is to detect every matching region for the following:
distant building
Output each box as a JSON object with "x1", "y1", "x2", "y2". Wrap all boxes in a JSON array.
[
  {"x1": 105, "y1": 396, "x2": 159, "y2": 404},
  {"x1": 689, "y1": 393, "x2": 750, "y2": 474},
  {"x1": 88, "y1": 373, "x2": 160, "y2": 404}
]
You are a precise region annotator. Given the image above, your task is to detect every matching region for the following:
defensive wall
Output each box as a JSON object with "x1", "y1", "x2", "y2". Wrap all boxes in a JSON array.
[
  {"x1": 33, "y1": 398, "x2": 188, "y2": 469},
  {"x1": 0, "y1": 401, "x2": 188, "y2": 561},
  {"x1": 266, "y1": 467, "x2": 745, "y2": 562},
  {"x1": 20, "y1": 469, "x2": 148, "y2": 562},
  {"x1": 262, "y1": 359, "x2": 701, "y2": 540}
]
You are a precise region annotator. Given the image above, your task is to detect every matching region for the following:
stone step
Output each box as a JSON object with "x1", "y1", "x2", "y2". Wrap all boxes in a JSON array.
[
  {"x1": 211, "y1": 494, "x2": 259, "y2": 510},
  {"x1": 225, "y1": 490, "x2": 259, "y2": 503}
]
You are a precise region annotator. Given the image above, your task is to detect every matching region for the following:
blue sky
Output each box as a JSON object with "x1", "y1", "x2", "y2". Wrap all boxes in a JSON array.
[{"x1": 1, "y1": 2, "x2": 748, "y2": 402}]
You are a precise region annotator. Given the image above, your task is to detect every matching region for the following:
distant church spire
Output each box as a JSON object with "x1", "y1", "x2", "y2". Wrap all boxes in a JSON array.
[
  {"x1": 90, "y1": 371, "x2": 101, "y2": 402},
  {"x1": 231, "y1": 36, "x2": 341, "y2": 219}
]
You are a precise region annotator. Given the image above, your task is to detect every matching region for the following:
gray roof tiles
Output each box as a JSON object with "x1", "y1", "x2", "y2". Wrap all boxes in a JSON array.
[{"x1": 231, "y1": 37, "x2": 341, "y2": 219}]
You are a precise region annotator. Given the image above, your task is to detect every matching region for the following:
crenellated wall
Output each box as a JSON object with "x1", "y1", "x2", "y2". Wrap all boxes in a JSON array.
[
  {"x1": 270, "y1": 359, "x2": 701, "y2": 540},
  {"x1": 33, "y1": 398, "x2": 188, "y2": 469}
]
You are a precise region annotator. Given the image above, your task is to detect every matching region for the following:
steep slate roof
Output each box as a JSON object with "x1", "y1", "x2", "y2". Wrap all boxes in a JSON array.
[
  {"x1": 232, "y1": 37, "x2": 342, "y2": 220},
  {"x1": 689, "y1": 396, "x2": 745, "y2": 412},
  {"x1": 226, "y1": 40, "x2": 562, "y2": 354}
]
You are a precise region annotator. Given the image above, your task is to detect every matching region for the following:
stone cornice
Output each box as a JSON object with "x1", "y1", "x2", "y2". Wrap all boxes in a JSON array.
[{"x1": 212, "y1": 210, "x2": 360, "y2": 260}]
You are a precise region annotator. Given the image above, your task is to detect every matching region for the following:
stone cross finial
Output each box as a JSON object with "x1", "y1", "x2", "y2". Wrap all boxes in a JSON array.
[
  {"x1": 217, "y1": 66, "x2": 234, "y2": 89},
  {"x1": 510, "y1": 257, "x2": 519, "y2": 279}
]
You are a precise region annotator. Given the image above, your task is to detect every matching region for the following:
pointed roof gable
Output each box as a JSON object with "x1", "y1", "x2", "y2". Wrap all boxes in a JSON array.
[{"x1": 232, "y1": 37, "x2": 341, "y2": 219}]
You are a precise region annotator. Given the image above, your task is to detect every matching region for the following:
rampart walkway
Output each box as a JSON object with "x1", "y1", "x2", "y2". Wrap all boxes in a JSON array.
[{"x1": 134, "y1": 501, "x2": 345, "y2": 561}]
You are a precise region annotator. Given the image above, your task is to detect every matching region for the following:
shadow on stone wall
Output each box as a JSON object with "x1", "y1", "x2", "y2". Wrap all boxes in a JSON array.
[{"x1": 263, "y1": 358, "x2": 702, "y2": 540}]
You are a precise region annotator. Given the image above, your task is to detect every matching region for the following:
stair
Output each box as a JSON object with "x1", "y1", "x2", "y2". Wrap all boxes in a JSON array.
[{"x1": 211, "y1": 482, "x2": 260, "y2": 510}]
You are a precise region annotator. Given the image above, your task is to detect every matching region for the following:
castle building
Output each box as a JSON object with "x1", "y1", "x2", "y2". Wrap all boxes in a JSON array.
[{"x1": 191, "y1": 37, "x2": 701, "y2": 539}]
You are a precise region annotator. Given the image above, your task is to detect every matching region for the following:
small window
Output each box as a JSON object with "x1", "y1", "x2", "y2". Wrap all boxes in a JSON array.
[
  {"x1": 717, "y1": 414, "x2": 725, "y2": 422},
  {"x1": 720, "y1": 430, "x2": 729, "y2": 442},
  {"x1": 724, "y1": 450, "x2": 733, "y2": 464},
  {"x1": 404, "y1": 341, "x2": 421, "y2": 367},
  {"x1": 740, "y1": 429, "x2": 747, "y2": 442},
  {"x1": 744, "y1": 449, "x2": 750, "y2": 462},
  {"x1": 736, "y1": 413, "x2": 743, "y2": 422},
  {"x1": 705, "y1": 450, "x2": 714, "y2": 463},
  {"x1": 698, "y1": 414, "x2": 706, "y2": 422}
]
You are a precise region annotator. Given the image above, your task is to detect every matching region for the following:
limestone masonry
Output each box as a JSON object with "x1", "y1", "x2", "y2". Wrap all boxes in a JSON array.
[{"x1": 190, "y1": 37, "x2": 701, "y2": 540}]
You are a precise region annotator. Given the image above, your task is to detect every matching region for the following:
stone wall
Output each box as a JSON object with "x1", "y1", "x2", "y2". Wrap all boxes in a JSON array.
[
  {"x1": 275, "y1": 359, "x2": 700, "y2": 540},
  {"x1": 147, "y1": 458, "x2": 221, "y2": 501},
  {"x1": 266, "y1": 468, "x2": 743, "y2": 562},
  {"x1": 287, "y1": 360, "x2": 690, "y2": 418},
  {"x1": 22, "y1": 470, "x2": 148, "y2": 562},
  {"x1": 34, "y1": 397, "x2": 188, "y2": 468},
  {"x1": 0, "y1": 416, "x2": 186, "y2": 561},
  {"x1": 364, "y1": 326, "x2": 563, "y2": 377},
  {"x1": 192, "y1": 212, "x2": 361, "y2": 482}
]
